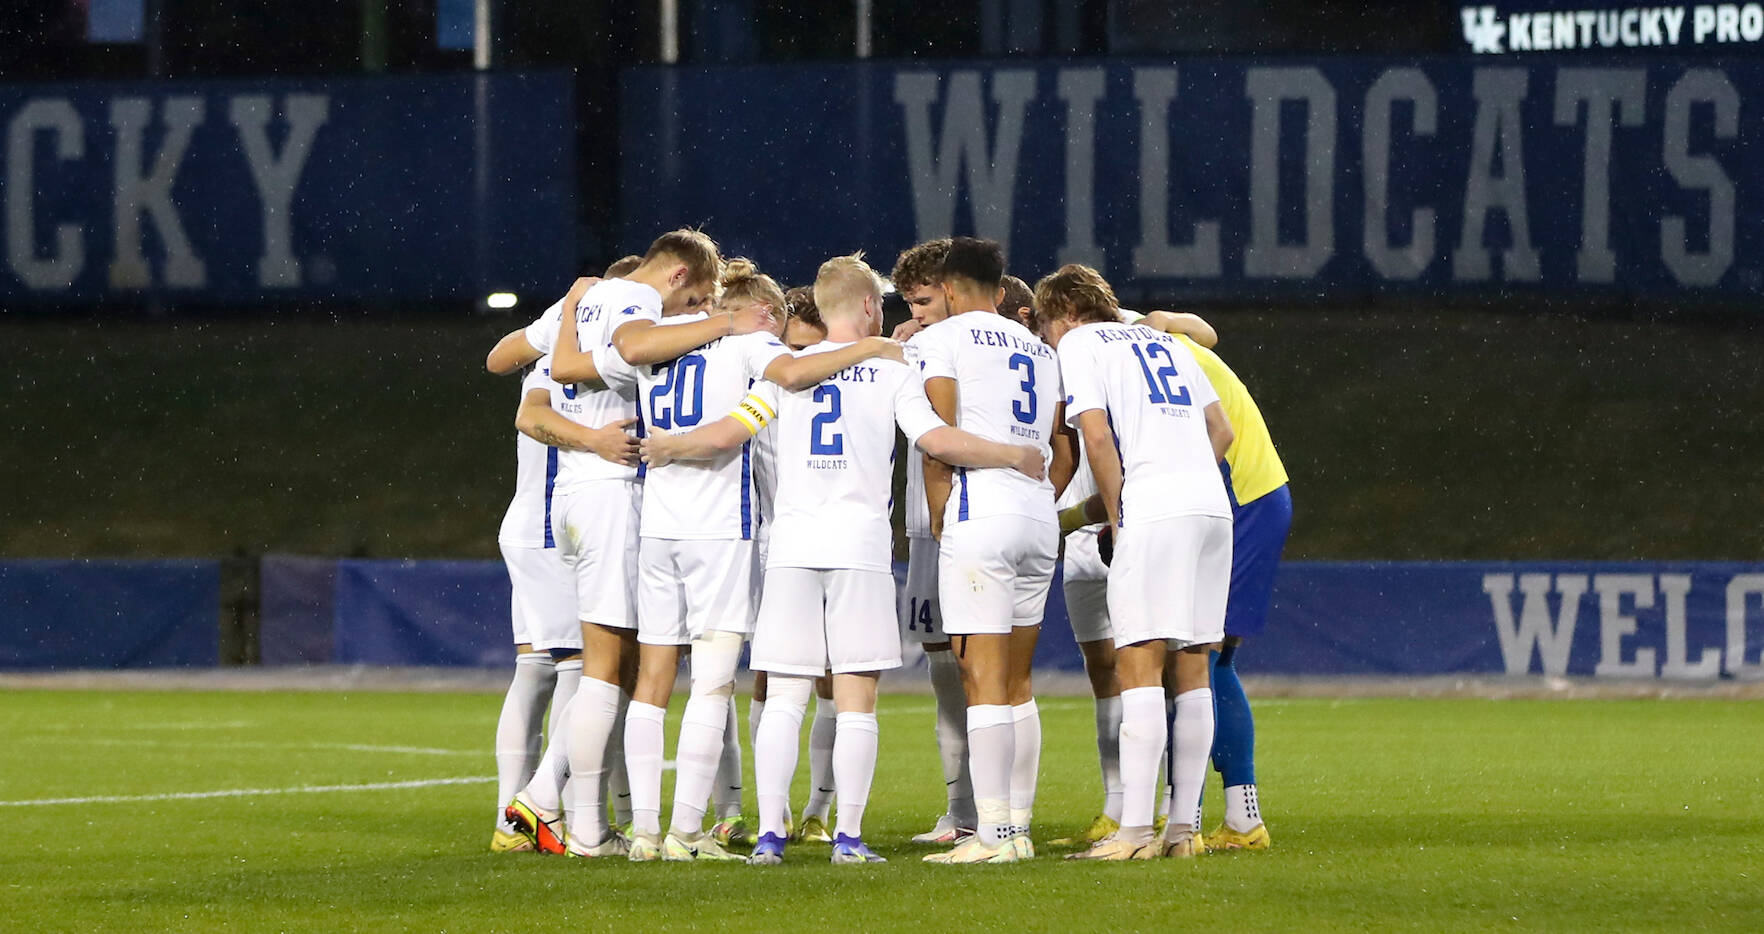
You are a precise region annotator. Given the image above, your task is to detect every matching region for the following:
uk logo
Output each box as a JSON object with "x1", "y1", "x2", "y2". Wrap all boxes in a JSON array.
[
  {"x1": 620, "y1": 305, "x2": 641, "y2": 316},
  {"x1": 1461, "y1": 5, "x2": 1507, "y2": 53}
]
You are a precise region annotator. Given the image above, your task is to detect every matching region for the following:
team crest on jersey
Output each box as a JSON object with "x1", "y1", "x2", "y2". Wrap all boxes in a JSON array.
[{"x1": 620, "y1": 305, "x2": 641, "y2": 316}]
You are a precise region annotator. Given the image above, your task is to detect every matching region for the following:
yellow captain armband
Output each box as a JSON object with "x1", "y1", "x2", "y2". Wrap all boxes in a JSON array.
[
  {"x1": 731, "y1": 392, "x2": 776, "y2": 435},
  {"x1": 1058, "y1": 503, "x2": 1092, "y2": 535}
]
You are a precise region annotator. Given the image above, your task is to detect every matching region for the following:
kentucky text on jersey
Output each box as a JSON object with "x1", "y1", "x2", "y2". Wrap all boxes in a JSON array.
[{"x1": 968, "y1": 327, "x2": 1055, "y2": 358}]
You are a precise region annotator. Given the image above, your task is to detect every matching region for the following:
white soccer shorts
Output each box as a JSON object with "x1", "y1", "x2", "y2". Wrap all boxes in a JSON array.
[
  {"x1": 501, "y1": 542, "x2": 582, "y2": 652},
  {"x1": 751, "y1": 567, "x2": 902, "y2": 676},
  {"x1": 898, "y1": 534, "x2": 946, "y2": 645},
  {"x1": 937, "y1": 514, "x2": 1059, "y2": 636},
  {"x1": 1061, "y1": 527, "x2": 1111, "y2": 644},
  {"x1": 1107, "y1": 514, "x2": 1232, "y2": 649},
  {"x1": 554, "y1": 478, "x2": 640, "y2": 630},
  {"x1": 637, "y1": 537, "x2": 759, "y2": 646}
]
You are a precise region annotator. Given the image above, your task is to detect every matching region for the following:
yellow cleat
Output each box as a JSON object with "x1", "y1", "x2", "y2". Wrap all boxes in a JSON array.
[
  {"x1": 663, "y1": 831, "x2": 746, "y2": 862},
  {"x1": 1065, "y1": 833, "x2": 1158, "y2": 861},
  {"x1": 626, "y1": 831, "x2": 664, "y2": 862},
  {"x1": 710, "y1": 814, "x2": 753, "y2": 848},
  {"x1": 1206, "y1": 822, "x2": 1270, "y2": 851},
  {"x1": 1011, "y1": 834, "x2": 1035, "y2": 860},
  {"x1": 1160, "y1": 830, "x2": 1202, "y2": 859},
  {"x1": 1050, "y1": 814, "x2": 1120, "y2": 847},
  {"x1": 490, "y1": 828, "x2": 534, "y2": 853},
  {"x1": 796, "y1": 814, "x2": 832, "y2": 844},
  {"x1": 923, "y1": 836, "x2": 1019, "y2": 864}
]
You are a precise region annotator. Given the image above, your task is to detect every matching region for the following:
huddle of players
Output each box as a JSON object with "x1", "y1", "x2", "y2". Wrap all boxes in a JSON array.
[{"x1": 483, "y1": 227, "x2": 1292, "y2": 864}]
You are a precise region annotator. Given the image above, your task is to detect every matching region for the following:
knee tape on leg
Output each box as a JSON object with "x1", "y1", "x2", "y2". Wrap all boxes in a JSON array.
[
  {"x1": 766, "y1": 672, "x2": 814, "y2": 714},
  {"x1": 689, "y1": 630, "x2": 745, "y2": 699}
]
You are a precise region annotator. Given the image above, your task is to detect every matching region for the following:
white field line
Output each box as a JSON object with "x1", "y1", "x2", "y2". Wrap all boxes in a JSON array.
[
  {"x1": 0, "y1": 775, "x2": 495, "y2": 808},
  {"x1": 38, "y1": 738, "x2": 474, "y2": 756}
]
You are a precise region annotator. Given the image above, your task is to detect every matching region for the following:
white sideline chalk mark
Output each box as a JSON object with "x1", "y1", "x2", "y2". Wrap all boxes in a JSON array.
[
  {"x1": 48, "y1": 738, "x2": 472, "y2": 756},
  {"x1": 0, "y1": 775, "x2": 494, "y2": 808},
  {"x1": 30, "y1": 720, "x2": 257, "y2": 733}
]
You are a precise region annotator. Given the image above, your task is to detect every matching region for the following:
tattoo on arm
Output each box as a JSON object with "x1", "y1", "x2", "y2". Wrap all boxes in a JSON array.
[{"x1": 529, "y1": 425, "x2": 572, "y2": 448}]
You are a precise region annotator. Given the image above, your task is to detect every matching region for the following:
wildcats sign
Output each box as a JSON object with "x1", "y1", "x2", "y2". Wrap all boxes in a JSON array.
[
  {"x1": 1247, "y1": 563, "x2": 1764, "y2": 680},
  {"x1": 622, "y1": 59, "x2": 1759, "y2": 300},
  {"x1": 1459, "y1": 4, "x2": 1764, "y2": 54},
  {"x1": 0, "y1": 72, "x2": 573, "y2": 304}
]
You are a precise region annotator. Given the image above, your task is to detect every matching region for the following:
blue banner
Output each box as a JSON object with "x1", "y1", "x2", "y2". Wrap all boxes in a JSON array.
[
  {"x1": 622, "y1": 58, "x2": 1761, "y2": 300},
  {"x1": 1, "y1": 71, "x2": 573, "y2": 304},
  {"x1": 1452, "y1": 4, "x2": 1764, "y2": 55},
  {"x1": 268, "y1": 557, "x2": 1764, "y2": 679},
  {"x1": 0, "y1": 560, "x2": 219, "y2": 669}
]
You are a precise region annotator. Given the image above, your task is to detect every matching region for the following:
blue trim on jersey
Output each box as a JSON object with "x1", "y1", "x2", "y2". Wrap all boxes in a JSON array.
[
  {"x1": 542, "y1": 447, "x2": 559, "y2": 548},
  {"x1": 1219, "y1": 458, "x2": 1241, "y2": 508},
  {"x1": 740, "y1": 440, "x2": 753, "y2": 540},
  {"x1": 1107, "y1": 412, "x2": 1126, "y2": 526},
  {"x1": 957, "y1": 467, "x2": 970, "y2": 522},
  {"x1": 635, "y1": 411, "x2": 648, "y2": 481}
]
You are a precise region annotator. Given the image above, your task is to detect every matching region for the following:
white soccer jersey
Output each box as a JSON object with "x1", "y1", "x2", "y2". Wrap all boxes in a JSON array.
[
  {"x1": 914, "y1": 312, "x2": 1058, "y2": 526},
  {"x1": 522, "y1": 278, "x2": 662, "y2": 490},
  {"x1": 760, "y1": 342, "x2": 946, "y2": 573},
  {"x1": 498, "y1": 356, "x2": 566, "y2": 549},
  {"x1": 1059, "y1": 321, "x2": 1231, "y2": 524},
  {"x1": 748, "y1": 380, "x2": 782, "y2": 531},
  {"x1": 1056, "y1": 308, "x2": 1148, "y2": 512},
  {"x1": 637, "y1": 316, "x2": 790, "y2": 539},
  {"x1": 901, "y1": 341, "x2": 932, "y2": 537}
]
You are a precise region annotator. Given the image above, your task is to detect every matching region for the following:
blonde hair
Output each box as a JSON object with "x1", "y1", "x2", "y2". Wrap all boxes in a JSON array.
[
  {"x1": 642, "y1": 228, "x2": 723, "y2": 288},
  {"x1": 812, "y1": 252, "x2": 883, "y2": 320},
  {"x1": 719, "y1": 257, "x2": 787, "y2": 314},
  {"x1": 604, "y1": 254, "x2": 643, "y2": 277},
  {"x1": 1033, "y1": 264, "x2": 1119, "y2": 329}
]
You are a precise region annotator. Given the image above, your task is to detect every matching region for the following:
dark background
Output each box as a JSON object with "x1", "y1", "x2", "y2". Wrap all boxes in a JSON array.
[{"x1": 0, "y1": 0, "x2": 1757, "y2": 565}]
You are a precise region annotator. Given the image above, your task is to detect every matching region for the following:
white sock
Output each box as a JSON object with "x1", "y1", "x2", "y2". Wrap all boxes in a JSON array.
[
  {"x1": 803, "y1": 696, "x2": 837, "y2": 822},
  {"x1": 667, "y1": 693, "x2": 730, "y2": 837},
  {"x1": 523, "y1": 696, "x2": 571, "y2": 816},
  {"x1": 548, "y1": 658, "x2": 582, "y2": 739},
  {"x1": 712, "y1": 698, "x2": 744, "y2": 819},
  {"x1": 749, "y1": 697, "x2": 765, "y2": 753},
  {"x1": 1156, "y1": 695, "x2": 1175, "y2": 820},
  {"x1": 605, "y1": 690, "x2": 632, "y2": 826},
  {"x1": 965, "y1": 704, "x2": 1014, "y2": 847},
  {"x1": 927, "y1": 650, "x2": 973, "y2": 825},
  {"x1": 1095, "y1": 693, "x2": 1123, "y2": 822},
  {"x1": 1118, "y1": 686, "x2": 1166, "y2": 831},
  {"x1": 1009, "y1": 700, "x2": 1041, "y2": 834},
  {"x1": 494, "y1": 653, "x2": 555, "y2": 828},
  {"x1": 1169, "y1": 689, "x2": 1215, "y2": 834},
  {"x1": 755, "y1": 676, "x2": 811, "y2": 838},
  {"x1": 832, "y1": 711, "x2": 879, "y2": 840},
  {"x1": 558, "y1": 677, "x2": 621, "y2": 847},
  {"x1": 623, "y1": 701, "x2": 667, "y2": 837},
  {"x1": 1226, "y1": 784, "x2": 1262, "y2": 832},
  {"x1": 550, "y1": 659, "x2": 582, "y2": 829}
]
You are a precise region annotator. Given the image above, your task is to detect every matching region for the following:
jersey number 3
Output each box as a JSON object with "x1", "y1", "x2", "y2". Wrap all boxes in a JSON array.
[
  {"x1": 810, "y1": 384, "x2": 844, "y2": 455},
  {"x1": 1009, "y1": 352, "x2": 1038, "y2": 425}
]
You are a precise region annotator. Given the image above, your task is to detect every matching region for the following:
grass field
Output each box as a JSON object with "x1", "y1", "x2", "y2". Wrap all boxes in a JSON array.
[{"x1": 4, "y1": 691, "x2": 1761, "y2": 932}]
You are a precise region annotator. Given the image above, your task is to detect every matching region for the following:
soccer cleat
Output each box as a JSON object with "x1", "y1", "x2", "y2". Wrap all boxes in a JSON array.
[
  {"x1": 910, "y1": 813, "x2": 974, "y2": 845},
  {"x1": 1010, "y1": 834, "x2": 1035, "y2": 860},
  {"x1": 1160, "y1": 829, "x2": 1202, "y2": 859},
  {"x1": 710, "y1": 814, "x2": 753, "y2": 849},
  {"x1": 830, "y1": 834, "x2": 887, "y2": 864},
  {"x1": 565, "y1": 832, "x2": 630, "y2": 859},
  {"x1": 490, "y1": 827, "x2": 534, "y2": 853},
  {"x1": 923, "y1": 837, "x2": 1019, "y2": 864},
  {"x1": 626, "y1": 831, "x2": 664, "y2": 862},
  {"x1": 1206, "y1": 822, "x2": 1270, "y2": 851},
  {"x1": 1152, "y1": 814, "x2": 1167, "y2": 838},
  {"x1": 504, "y1": 792, "x2": 566, "y2": 855},
  {"x1": 796, "y1": 814, "x2": 832, "y2": 843},
  {"x1": 1065, "y1": 832, "x2": 1158, "y2": 861},
  {"x1": 1050, "y1": 814, "x2": 1120, "y2": 847},
  {"x1": 748, "y1": 832, "x2": 787, "y2": 865},
  {"x1": 663, "y1": 831, "x2": 745, "y2": 862},
  {"x1": 746, "y1": 814, "x2": 792, "y2": 846}
]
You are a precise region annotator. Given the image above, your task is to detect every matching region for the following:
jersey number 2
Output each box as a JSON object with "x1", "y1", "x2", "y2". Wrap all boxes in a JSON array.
[{"x1": 810, "y1": 385, "x2": 844, "y2": 455}]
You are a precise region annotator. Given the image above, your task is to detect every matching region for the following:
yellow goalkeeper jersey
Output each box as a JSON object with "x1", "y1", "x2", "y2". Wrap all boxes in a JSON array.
[{"x1": 1174, "y1": 334, "x2": 1288, "y2": 506}]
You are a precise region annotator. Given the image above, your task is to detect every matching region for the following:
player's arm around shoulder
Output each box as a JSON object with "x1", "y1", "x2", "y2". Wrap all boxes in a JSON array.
[
  {"x1": 1137, "y1": 310, "x2": 1218, "y2": 349},
  {"x1": 762, "y1": 336, "x2": 905, "y2": 391},
  {"x1": 640, "y1": 387, "x2": 774, "y2": 468}
]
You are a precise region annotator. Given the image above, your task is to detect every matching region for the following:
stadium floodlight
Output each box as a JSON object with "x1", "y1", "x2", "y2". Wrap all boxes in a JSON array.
[{"x1": 486, "y1": 292, "x2": 518, "y2": 309}]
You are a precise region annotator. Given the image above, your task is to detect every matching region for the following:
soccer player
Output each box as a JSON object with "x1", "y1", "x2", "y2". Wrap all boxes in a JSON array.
[
  {"x1": 641, "y1": 253, "x2": 1045, "y2": 866},
  {"x1": 887, "y1": 238, "x2": 979, "y2": 844},
  {"x1": 621, "y1": 259, "x2": 904, "y2": 862},
  {"x1": 915, "y1": 238, "x2": 1062, "y2": 865},
  {"x1": 489, "y1": 351, "x2": 641, "y2": 852},
  {"x1": 503, "y1": 229, "x2": 776, "y2": 857},
  {"x1": 997, "y1": 274, "x2": 1034, "y2": 329},
  {"x1": 1048, "y1": 308, "x2": 1221, "y2": 848},
  {"x1": 1037, "y1": 264, "x2": 1233, "y2": 860}
]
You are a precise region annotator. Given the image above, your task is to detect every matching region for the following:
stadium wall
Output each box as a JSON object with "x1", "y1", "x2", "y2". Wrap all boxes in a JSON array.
[
  {"x1": 0, "y1": 71, "x2": 574, "y2": 305},
  {"x1": 621, "y1": 56, "x2": 1758, "y2": 303}
]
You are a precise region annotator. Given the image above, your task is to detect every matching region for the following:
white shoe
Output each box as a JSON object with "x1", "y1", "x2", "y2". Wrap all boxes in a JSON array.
[
  {"x1": 923, "y1": 836, "x2": 1019, "y2": 864},
  {"x1": 566, "y1": 830, "x2": 630, "y2": 859},
  {"x1": 910, "y1": 813, "x2": 975, "y2": 845}
]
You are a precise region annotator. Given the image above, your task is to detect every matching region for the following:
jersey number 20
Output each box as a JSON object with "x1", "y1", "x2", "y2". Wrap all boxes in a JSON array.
[{"x1": 650, "y1": 354, "x2": 707, "y2": 430}]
